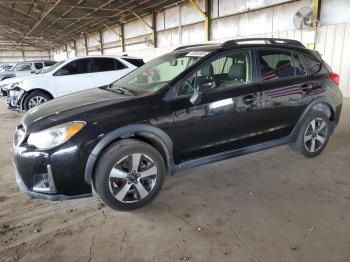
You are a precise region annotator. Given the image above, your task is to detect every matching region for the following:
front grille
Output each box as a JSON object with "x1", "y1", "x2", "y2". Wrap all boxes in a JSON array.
[{"x1": 13, "y1": 123, "x2": 26, "y2": 147}]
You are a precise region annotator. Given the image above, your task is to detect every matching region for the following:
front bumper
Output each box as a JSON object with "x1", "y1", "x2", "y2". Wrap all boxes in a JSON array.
[
  {"x1": 15, "y1": 170, "x2": 92, "y2": 201},
  {"x1": 12, "y1": 129, "x2": 93, "y2": 201},
  {"x1": 4, "y1": 88, "x2": 24, "y2": 109}
]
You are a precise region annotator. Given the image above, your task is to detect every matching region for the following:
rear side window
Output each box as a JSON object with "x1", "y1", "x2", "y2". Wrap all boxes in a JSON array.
[
  {"x1": 258, "y1": 50, "x2": 306, "y2": 81},
  {"x1": 44, "y1": 61, "x2": 57, "y2": 67},
  {"x1": 303, "y1": 54, "x2": 329, "y2": 75},
  {"x1": 122, "y1": 58, "x2": 145, "y2": 67},
  {"x1": 93, "y1": 58, "x2": 117, "y2": 72},
  {"x1": 34, "y1": 63, "x2": 43, "y2": 69},
  {"x1": 61, "y1": 58, "x2": 93, "y2": 75}
]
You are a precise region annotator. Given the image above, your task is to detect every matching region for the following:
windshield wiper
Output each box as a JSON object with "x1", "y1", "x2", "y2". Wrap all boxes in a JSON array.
[{"x1": 107, "y1": 86, "x2": 136, "y2": 96}]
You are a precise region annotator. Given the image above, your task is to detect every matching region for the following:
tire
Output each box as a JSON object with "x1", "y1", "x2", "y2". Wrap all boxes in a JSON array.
[
  {"x1": 93, "y1": 139, "x2": 166, "y2": 211},
  {"x1": 22, "y1": 90, "x2": 51, "y2": 111},
  {"x1": 290, "y1": 111, "x2": 331, "y2": 158}
]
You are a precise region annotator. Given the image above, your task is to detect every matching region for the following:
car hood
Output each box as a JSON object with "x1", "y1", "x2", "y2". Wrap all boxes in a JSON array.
[
  {"x1": 1, "y1": 73, "x2": 47, "y2": 84},
  {"x1": 22, "y1": 87, "x2": 136, "y2": 131},
  {"x1": 0, "y1": 71, "x2": 15, "y2": 78}
]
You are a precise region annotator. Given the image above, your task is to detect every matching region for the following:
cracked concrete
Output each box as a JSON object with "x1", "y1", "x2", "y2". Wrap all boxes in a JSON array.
[{"x1": 0, "y1": 99, "x2": 350, "y2": 262}]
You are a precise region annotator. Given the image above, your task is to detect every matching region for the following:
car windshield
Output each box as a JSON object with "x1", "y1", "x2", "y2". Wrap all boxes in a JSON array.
[
  {"x1": 7, "y1": 64, "x2": 16, "y2": 71},
  {"x1": 40, "y1": 60, "x2": 65, "y2": 74},
  {"x1": 109, "y1": 51, "x2": 208, "y2": 95}
]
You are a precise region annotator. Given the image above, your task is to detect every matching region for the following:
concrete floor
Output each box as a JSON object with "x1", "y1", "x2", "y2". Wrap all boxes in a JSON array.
[{"x1": 0, "y1": 98, "x2": 349, "y2": 262}]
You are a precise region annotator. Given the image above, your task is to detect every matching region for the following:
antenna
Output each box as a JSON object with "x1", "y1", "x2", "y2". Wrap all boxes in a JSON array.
[{"x1": 293, "y1": 7, "x2": 313, "y2": 30}]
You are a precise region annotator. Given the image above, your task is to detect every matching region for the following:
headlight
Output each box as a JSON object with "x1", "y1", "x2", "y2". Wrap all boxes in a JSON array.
[
  {"x1": 27, "y1": 121, "x2": 85, "y2": 150},
  {"x1": 3, "y1": 82, "x2": 22, "y2": 90}
]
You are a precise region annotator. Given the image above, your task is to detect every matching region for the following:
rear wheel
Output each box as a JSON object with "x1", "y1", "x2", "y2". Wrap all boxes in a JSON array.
[
  {"x1": 23, "y1": 90, "x2": 51, "y2": 111},
  {"x1": 290, "y1": 111, "x2": 331, "y2": 158},
  {"x1": 94, "y1": 139, "x2": 166, "y2": 211}
]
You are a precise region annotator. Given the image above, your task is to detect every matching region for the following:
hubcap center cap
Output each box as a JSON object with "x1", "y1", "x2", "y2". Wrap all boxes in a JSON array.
[{"x1": 127, "y1": 171, "x2": 139, "y2": 184}]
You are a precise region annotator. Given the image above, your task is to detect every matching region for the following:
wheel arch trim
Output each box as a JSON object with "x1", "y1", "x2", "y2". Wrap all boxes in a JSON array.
[
  {"x1": 84, "y1": 124, "x2": 174, "y2": 185},
  {"x1": 291, "y1": 97, "x2": 336, "y2": 136},
  {"x1": 20, "y1": 88, "x2": 54, "y2": 111}
]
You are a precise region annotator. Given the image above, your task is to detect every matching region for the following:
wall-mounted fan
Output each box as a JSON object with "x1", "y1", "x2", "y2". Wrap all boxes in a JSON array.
[{"x1": 293, "y1": 7, "x2": 313, "y2": 30}]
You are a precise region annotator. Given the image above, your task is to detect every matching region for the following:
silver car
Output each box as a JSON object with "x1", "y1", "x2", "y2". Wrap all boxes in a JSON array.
[{"x1": 0, "y1": 60, "x2": 57, "y2": 82}]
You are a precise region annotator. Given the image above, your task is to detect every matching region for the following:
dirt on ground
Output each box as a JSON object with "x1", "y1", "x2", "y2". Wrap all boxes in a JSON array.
[{"x1": 0, "y1": 99, "x2": 350, "y2": 262}]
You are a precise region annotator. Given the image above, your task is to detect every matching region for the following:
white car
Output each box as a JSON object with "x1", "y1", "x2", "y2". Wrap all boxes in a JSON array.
[{"x1": 1, "y1": 55, "x2": 144, "y2": 111}]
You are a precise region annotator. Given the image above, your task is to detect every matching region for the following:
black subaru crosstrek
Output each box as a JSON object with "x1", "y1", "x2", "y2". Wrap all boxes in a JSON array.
[{"x1": 12, "y1": 38, "x2": 343, "y2": 211}]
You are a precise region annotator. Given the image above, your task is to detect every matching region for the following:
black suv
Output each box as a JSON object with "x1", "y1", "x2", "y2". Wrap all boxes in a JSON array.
[{"x1": 12, "y1": 38, "x2": 343, "y2": 211}]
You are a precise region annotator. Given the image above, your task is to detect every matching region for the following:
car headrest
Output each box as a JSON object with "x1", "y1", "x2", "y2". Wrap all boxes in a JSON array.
[
  {"x1": 228, "y1": 63, "x2": 244, "y2": 80},
  {"x1": 201, "y1": 64, "x2": 214, "y2": 78},
  {"x1": 276, "y1": 60, "x2": 291, "y2": 69}
]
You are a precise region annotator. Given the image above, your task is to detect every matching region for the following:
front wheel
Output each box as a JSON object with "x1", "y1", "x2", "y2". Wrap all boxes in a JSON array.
[
  {"x1": 290, "y1": 111, "x2": 331, "y2": 158},
  {"x1": 94, "y1": 139, "x2": 166, "y2": 211},
  {"x1": 22, "y1": 91, "x2": 51, "y2": 111}
]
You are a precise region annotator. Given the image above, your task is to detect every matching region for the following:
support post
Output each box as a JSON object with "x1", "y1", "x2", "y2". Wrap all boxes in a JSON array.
[
  {"x1": 188, "y1": 0, "x2": 210, "y2": 42},
  {"x1": 152, "y1": 12, "x2": 157, "y2": 48},
  {"x1": 21, "y1": 46, "x2": 25, "y2": 61},
  {"x1": 73, "y1": 40, "x2": 77, "y2": 57},
  {"x1": 99, "y1": 31, "x2": 104, "y2": 54},
  {"x1": 205, "y1": 0, "x2": 211, "y2": 42},
  {"x1": 120, "y1": 24, "x2": 125, "y2": 52},
  {"x1": 309, "y1": 0, "x2": 321, "y2": 50},
  {"x1": 84, "y1": 36, "x2": 88, "y2": 55},
  {"x1": 65, "y1": 44, "x2": 68, "y2": 58},
  {"x1": 132, "y1": 11, "x2": 157, "y2": 47}
]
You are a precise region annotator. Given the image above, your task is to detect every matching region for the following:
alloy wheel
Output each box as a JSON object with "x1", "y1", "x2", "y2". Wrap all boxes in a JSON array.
[
  {"x1": 108, "y1": 153, "x2": 158, "y2": 203},
  {"x1": 304, "y1": 117, "x2": 327, "y2": 153},
  {"x1": 28, "y1": 96, "x2": 47, "y2": 108}
]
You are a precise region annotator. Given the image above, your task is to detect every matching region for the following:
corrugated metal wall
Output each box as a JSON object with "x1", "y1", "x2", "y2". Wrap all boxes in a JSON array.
[
  {"x1": 316, "y1": 23, "x2": 350, "y2": 97},
  {"x1": 0, "y1": 46, "x2": 50, "y2": 64},
  {"x1": 51, "y1": 0, "x2": 350, "y2": 97}
]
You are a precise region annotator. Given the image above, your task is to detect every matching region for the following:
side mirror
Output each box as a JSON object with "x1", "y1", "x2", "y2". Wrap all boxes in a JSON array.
[{"x1": 55, "y1": 68, "x2": 69, "y2": 76}]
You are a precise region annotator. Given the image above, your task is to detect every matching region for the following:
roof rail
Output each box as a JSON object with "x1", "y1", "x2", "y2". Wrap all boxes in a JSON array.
[
  {"x1": 220, "y1": 38, "x2": 305, "y2": 49},
  {"x1": 174, "y1": 43, "x2": 216, "y2": 51}
]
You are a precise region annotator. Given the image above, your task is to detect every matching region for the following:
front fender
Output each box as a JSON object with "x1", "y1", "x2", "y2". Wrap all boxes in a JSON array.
[{"x1": 84, "y1": 124, "x2": 174, "y2": 185}]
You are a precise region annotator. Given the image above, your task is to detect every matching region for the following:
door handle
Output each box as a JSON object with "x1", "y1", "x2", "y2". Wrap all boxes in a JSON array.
[
  {"x1": 242, "y1": 94, "x2": 258, "y2": 105},
  {"x1": 300, "y1": 83, "x2": 313, "y2": 92}
]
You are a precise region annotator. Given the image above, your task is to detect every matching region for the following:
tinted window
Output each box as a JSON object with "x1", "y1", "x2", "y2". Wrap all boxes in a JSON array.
[
  {"x1": 44, "y1": 61, "x2": 57, "y2": 66},
  {"x1": 93, "y1": 58, "x2": 116, "y2": 72},
  {"x1": 61, "y1": 58, "x2": 92, "y2": 75},
  {"x1": 258, "y1": 50, "x2": 306, "y2": 81},
  {"x1": 115, "y1": 59, "x2": 127, "y2": 70},
  {"x1": 34, "y1": 63, "x2": 43, "y2": 69},
  {"x1": 123, "y1": 58, "x2": 145, "y2": 67},
  {"x1": 303, "y1": 54, "x2": 329, "y2": 75},
  {"x1": 176, "y1": 51, "x2": 252, "y2": 97}
]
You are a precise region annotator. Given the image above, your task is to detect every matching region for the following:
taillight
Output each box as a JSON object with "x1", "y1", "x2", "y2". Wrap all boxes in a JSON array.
[{"x1": 329, "y1": 72, "x2": 340, "y2": 86}]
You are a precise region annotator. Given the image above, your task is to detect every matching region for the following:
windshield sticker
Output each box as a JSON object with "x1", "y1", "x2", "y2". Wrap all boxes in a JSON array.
[{"x1": 186, "y1": 51, "x2": 209, "y2": 57}]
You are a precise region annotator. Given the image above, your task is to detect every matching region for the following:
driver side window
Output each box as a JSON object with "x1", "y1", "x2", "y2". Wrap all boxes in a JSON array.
[{"x1": 176, "y1": 50, "x2": 252, "y2": 97}]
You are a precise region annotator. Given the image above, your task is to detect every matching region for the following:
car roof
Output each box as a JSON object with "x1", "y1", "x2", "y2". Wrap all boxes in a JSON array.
[
  {"x1": 18, "y1": 60, "x2": 57, "y2": 63},
  {"x1": 173, "y1": 38, "x2": 308, "y2": 53},
  {"x1": 64, "y1": 55, "x2": 142, "y2": 63}
]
